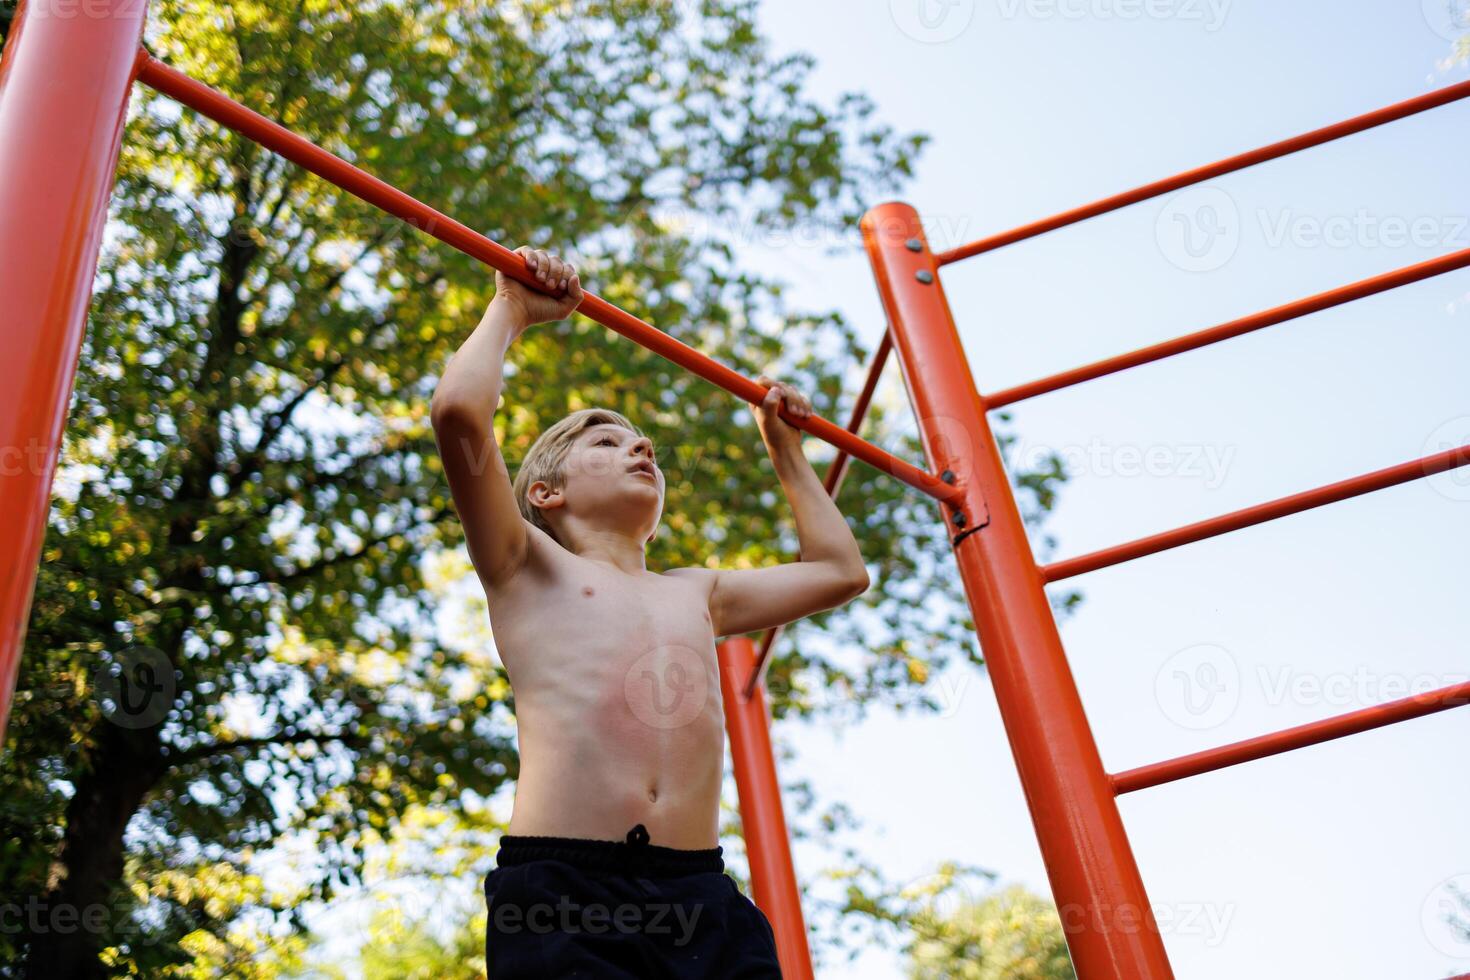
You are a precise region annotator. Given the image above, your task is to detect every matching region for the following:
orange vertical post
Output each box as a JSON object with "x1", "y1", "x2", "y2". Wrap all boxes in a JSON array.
[
  {"x1": 0, "y1": 0, "x2": 150, "y2": 737},
  {"x1": 862, "y1": 202, "x2": 1175, "y2": 979},
  {"x1": 718, "y1": 636, "x2": 815, "y2": 980}
]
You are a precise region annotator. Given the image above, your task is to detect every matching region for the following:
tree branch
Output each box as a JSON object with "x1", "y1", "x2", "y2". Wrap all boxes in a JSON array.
[
  {"x1": 170, "y1": 727, "x2": 362, "y2": 767},
  {"x1": 241, "y1": 506, "x2": 451, "y2": 587},
  {"x1": 222, "y1": 266, "x2": 439, "y2": 497}
]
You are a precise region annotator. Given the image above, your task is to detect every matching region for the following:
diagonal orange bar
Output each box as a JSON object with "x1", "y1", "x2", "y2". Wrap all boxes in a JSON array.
[
  {"x1": 744, "y1": 331, "x2": 892, "y2": 699},
  {"x1": 986, "y1": 245, "x2": 1470, "y2": 407},
  {"x1": 134, "y1": 55, "x2": 958, "y2": 505},
  {"x1": 1112, "y1": 679, "x2": 1470, "y2": 795},
  {"x1": 937, "y1": 77, "x2": 1470, "y2": 265},
  {"x1": 1042, "y1": 444, "x2": 1470, "y2": 582}
]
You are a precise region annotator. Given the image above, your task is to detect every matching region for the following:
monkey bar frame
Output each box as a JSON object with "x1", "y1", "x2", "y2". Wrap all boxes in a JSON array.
[
  {"x1": 934, "y1": 76, "x2": 1470, "y2": 265},
  {"x1": 3, "y1": 3, "x2": 1470, "y2": 976}
]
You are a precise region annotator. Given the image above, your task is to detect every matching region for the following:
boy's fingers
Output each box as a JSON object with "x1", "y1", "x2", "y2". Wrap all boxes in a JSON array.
[{"x1": 751, "y1": 374, "x2": 812, "y2": 424}]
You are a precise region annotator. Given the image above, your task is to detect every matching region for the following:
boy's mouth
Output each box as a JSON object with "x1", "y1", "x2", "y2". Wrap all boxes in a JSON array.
[{"x1": 628, "y1": 459, "x2": 657, "y2": 479}]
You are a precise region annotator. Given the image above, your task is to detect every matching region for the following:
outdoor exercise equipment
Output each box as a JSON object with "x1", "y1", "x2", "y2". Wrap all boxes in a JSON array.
[{"x1": 3, "y1": 4, "x2": 1468, "y2": 976}]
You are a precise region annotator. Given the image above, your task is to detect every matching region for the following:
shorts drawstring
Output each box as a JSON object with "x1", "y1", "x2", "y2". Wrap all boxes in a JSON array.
[{"x1": 626, "y1": 823, "x2": 656, "y2": 893}]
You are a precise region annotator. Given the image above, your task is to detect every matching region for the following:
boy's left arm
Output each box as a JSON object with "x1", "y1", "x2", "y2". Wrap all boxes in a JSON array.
[{"x1": 680, "y1": 375, "x2": 870, "y2": 637}]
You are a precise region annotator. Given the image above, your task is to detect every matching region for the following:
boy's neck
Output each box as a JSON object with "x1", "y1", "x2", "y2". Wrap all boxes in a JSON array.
[{"x1": 561, "y1": 525, "x2": 649, "y2": 575}]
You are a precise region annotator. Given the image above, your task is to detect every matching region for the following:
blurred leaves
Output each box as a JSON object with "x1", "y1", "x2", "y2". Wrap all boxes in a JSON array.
[{"x1": 906, "y1": 883, "x2": 1075, "y2": 980}]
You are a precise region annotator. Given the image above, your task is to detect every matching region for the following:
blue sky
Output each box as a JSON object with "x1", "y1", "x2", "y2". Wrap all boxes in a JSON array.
[{"x1": 738, "y1": 2, "x2": 1470, "y2": 978}]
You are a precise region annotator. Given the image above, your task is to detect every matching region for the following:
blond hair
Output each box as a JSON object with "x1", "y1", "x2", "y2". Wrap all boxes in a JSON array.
[{"x1": 511, "y1": 407, "x2": 646, "y2": 545}]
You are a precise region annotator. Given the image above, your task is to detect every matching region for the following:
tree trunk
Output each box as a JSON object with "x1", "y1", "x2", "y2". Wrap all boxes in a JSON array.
[{"x1": 23, "y1": 724, "x2": 162, "y2": 979}]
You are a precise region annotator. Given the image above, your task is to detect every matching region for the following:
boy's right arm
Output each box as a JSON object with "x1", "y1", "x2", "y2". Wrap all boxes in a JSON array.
[{"x1": 430, "y1": 247, "x2": 582, "y2": 588}]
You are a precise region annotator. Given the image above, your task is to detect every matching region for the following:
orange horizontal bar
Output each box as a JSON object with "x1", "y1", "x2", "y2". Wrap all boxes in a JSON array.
[
  {"x1": 1112, "y1": 679, "x2": 1470, "y2": 794},
  {"x1": 135, "y1": 55, "x2": 958, "y2": 504},
  {"x1": 744, "y1": 331, "x2": 892, "y2": 699},
  {"x1": 986, "y1": 245, "x2": 1470, "y2": 407},
  {"x1": 937, "y1": 77, "x2": 1470, "y2": 265},
  {"x1": 1042, "y1": 444, "x2": 1470, "y2": 582}
]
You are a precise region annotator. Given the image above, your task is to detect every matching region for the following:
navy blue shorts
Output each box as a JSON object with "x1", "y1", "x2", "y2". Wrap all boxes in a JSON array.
[{"x1": 484, "y1": 824, "x2": 783, "y2": 978}]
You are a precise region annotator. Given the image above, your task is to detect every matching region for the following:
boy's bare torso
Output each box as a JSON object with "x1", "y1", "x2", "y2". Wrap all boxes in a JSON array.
[{"x1": 488, "y1": 525, "x2": 724, "y2": 850}]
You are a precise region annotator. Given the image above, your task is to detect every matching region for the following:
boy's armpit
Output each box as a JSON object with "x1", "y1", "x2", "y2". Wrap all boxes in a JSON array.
[
  {"x1": 661, "y1": 566, "x2": 718, "y2": 606},
  {"x1": 476, "y1": 518, "x2": 561, "y2": 592}
]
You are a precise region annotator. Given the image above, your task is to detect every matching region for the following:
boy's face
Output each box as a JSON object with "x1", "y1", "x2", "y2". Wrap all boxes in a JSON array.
[{"x1": 543, "y1": 423, "x2": 664, "y2": 543}]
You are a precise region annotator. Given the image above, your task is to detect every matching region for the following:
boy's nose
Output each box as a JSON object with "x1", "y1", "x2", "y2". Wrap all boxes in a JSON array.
[{"x1": 631, "y1": 437, "x2": 654, "y2": 459}]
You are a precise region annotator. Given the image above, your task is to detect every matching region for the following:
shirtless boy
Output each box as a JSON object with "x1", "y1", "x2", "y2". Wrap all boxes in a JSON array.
[{"x1": 431, "y1": 247, "x2": 870, "y2": 978}]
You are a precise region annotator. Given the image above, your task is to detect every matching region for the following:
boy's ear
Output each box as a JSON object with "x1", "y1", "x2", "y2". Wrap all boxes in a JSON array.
[{"x1": 527, "y1": 480, "x2": 565, "y2": 512}]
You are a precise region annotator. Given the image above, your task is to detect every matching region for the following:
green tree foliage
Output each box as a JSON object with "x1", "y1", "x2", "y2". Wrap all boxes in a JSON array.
[
  {"x1": 0, "y1": 1, "x2": 1066, "y2": 975},
  {"x1": 355, "y1": 906, "x2": 485, "y2": 980},
  {"x1": 907, "y1": 884, "x2": 1075, "y2": 980},
  {"x1": 822, "y1": 861, "x2": 1073, "y2": 978}
]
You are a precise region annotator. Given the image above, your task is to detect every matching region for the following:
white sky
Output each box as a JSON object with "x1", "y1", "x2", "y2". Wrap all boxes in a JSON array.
[{"x1": 741, "y1": 2, "x2": 1470, "y2": 978}]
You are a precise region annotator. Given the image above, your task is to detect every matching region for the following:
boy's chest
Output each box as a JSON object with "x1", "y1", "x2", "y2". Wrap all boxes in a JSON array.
[
  {"x1": 489, "y1": 566, "x2": 723, "y2": 736},
  {"x1": 564, "y1": 572, "x2": 713, "y2": 644},
  {"x1": 492, "y1": 565, "x2": 715, "y2": 655}
]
